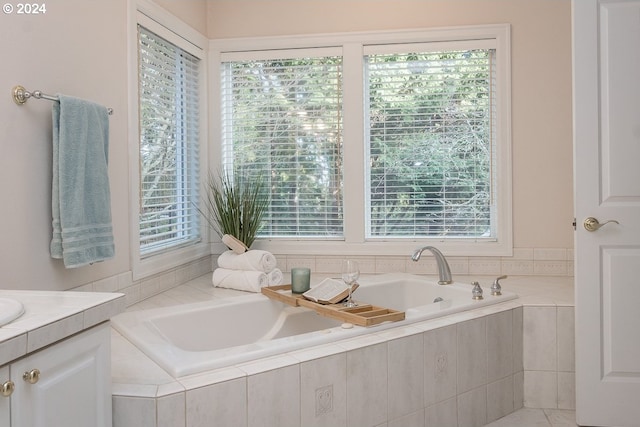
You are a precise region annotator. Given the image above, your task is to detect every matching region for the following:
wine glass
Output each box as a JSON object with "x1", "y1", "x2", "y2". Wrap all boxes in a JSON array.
[{"x1": 341, "y1": 259, "x2": 360, "y2": 307}]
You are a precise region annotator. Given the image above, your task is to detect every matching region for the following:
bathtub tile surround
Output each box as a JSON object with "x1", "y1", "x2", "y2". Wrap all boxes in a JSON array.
[
  {"x1": 71, "y1": 256, "x2": 211, "y2": 307},
  {"x1": 112, "y1": 302, "x2": 525, "y2": 427},
  {"x1": 300, "y1": 353, "x2": 347, "y2": 427},
  {"x1": 110, "y1": 272, "x2": 574, "y2": 426},
  {"x1": 522, "y1": 306, "x2": 575, "y2": 411},
  {"x1": 347, "y1": 342, "x2": 388, "y2": 426},
  {"x1": 71, "y1": 246, "x2": 571, "y2": 315},
  {"x1": 388, "y1": 334, "x2": 424, "y2": 420},
  {"x1": 248, "y1": 364, "x2": 300, "y2": 427}
]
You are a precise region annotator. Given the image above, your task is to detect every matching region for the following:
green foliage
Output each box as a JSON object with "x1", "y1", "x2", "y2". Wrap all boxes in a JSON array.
[
  {"x1": 223, "y1": 49, "x2": 494, "y2": 240},
  {"x1": 200, "y1": 171, "x2": 269, "y2": 248}
]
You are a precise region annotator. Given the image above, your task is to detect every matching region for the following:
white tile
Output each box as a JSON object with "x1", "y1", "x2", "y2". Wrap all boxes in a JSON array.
[
  {"x1": 533, "y1": 249, "x2": 567, "y2": 261},
  {"x1": 248, "y1": 365, "x2": 300, "y2": 427},
  {"x1": 157, "y1": 393, "x2": 185, "y2": 427},
  {"x1": 448, "y1": 257, "x2": 469, "y2": 275},
  {"x1": 375, "y1": 256, "x2": 406, "y2": 273},
  {"x1": 122, "y1": 284, "x2": 141, "y2": 307},
  {"x1": 513, "y1": 307, "x2": 524, "y2": 373},
  {"x1": 405, "y1": 258, "x2": 437, "y2": 274},
  {"x1": 112, "y1": 396, "x2": 156, "y2": 427},
  {"x1": 511, "y1": 248, "x2": 534, "y2": 260},
  {"x1": 117, "y1": 271, "x2": 133, "y2": 290},
  {"x1": 388, "y1": 409, "x2": 424, "y2": 427},
  {"x1": 27, "y1": 312, "x2": 84, "y2": 352},
  {"x1": 487, "y1": 310, "x2": 513, "y2": 382},
  {"x1": 501, "y1": 260, "x2": 534, "y2": 275},
  {"x1": 186, "y1": 378, "x2": 247, "y2": 427},
  {"x1": 534, "y1": 261, "x2": 568, "y2": 276},
  {"x1": 524, "y1": 371, "x2": 557, "y2": 409},
  {"x1": 425, "y1": 397, "x2": 457, "y2": 427},
  {"x1": 84, "y1": 297, "x2": 125, "y2": 328},
  {"x1": 544, "y1": 408, "x2": 578, "y2": 426},
  {"x1": 514, "y1": 371, "x2": 524, "y2": 410},
  {"x1": 300, "y1": 353, "x2": 347, "y2": 427},
  {"x1": 424, "y1": 324, "x2": 457, "y2": 407},
  {"x1": 237, "y1": 354, "x2": 299, "y2": 376},
  {"x1": 286, "y1": 257, "x2": 316, "y2": 271},
  {"x1": 175, "y1": 265, "x2": 192, "y2": 287},
  {"x1": 346, "y1": 343, "x2": 388, "y2": 427},
  {"x1": 523, "y1": 307, "x2": 557, "y2": 371},
  {"x1": 556, "y1": 307, "x2": 575, "y2": 372},
  {"x1": 178, "y1": 366, "x2": 246, "y2": 391},
  {"x1": 140, "y1": 277, "x2": 161, "y2": 300},
  {"x1": 376, "y1": 325, "x2": 422, "y2": 342},
  {"x1": 457, "y1": 385, "x2": 487, "y2": 427},
  {"x1": 0, "y1": 332, "x2": 27, "y2": 366},
  {"x1": 487, "y1": 376, "x2": 514, "y2": 423},
  {"x1": 468, "y1": 259, "x2": 502, "y2": 275},
  {"x1": 557, "y1": 372, "x2": 575, "y2": 410},
  {"x1": 94, "y1": 275, "x2": 119, "y2": 292},
  {"x1": 388, "y1": 334, "x2": 424, "y2": 420},
  {"x1": 457, "y1": 317, "x2": 487, "y2": 394},
  {"x1": 485, "y1": 407, "x2": 550, "y2": 427},
  {"x1": 288, "y1": 343, "x2": 347, "y2": 363},
  {"x1": 314, "y1": 257, "x2": 343, "y2": 274}
]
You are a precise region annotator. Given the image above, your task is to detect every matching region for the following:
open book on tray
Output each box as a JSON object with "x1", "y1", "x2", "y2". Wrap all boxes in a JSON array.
[{"x1": 302, "y1": 278, "x2": 359, "y2": 305}]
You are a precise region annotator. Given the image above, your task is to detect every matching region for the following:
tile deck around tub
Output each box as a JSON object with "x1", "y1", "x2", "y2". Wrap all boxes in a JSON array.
[{"x1": 113, "y1": 273, "x2": 575, "y2": 426}]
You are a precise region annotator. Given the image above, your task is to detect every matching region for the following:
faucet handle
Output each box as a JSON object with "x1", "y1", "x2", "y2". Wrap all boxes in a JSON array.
[
  {"x1": 471, "y1": 281, "x2": 484, "y2": 300},
  {"x1": 491, "y1": 275, "x2": 507, "y2": 296}
]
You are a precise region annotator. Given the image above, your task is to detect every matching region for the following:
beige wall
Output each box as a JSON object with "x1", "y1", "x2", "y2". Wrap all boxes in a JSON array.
[
  {"x1": 153, "y1": 0, "x2": 208, "y2": 35},
  {"x1": 0, "y1": 0, "x2": 129, "y2": 290},
  {"x1": 0, "y1": 0, "x2": 206, "y2": 290},
  {"x1": 208, "y1": 0, "x2": 575, "y2": 250},
  {"x1": 0, "y1": 0, "x2": 570, "y2": 291}
]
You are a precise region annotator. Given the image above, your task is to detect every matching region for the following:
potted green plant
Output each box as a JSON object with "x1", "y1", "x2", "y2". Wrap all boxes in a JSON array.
[{"x1": 200, "y1": 171, "x2": 269, "y2": 248}]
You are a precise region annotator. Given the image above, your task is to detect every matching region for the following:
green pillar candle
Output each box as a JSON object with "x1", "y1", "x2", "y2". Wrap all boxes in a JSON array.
[{"x1": 291, "y1": 267, "x2": 311, "y2": 293}]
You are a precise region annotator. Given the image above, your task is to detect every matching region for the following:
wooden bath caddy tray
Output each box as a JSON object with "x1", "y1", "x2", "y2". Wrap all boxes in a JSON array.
[{"x1": 261, "y1": 285, "x2": 405, "y2": 327}]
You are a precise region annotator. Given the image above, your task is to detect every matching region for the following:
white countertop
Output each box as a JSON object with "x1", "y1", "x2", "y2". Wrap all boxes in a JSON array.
[{"x1": 0, "y1": 290, "x2": 125, "y2": 366}]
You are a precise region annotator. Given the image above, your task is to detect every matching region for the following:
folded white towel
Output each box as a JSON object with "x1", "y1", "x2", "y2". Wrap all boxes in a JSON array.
[
  {"x1": 212, "y1": 268, "x2": 269, "y2": 293},
  {"x1": 268, "y1": 268, "x2": 284, "y2": 286},
  {"x1": 217, "y1": 250, "x2": 277, "y2": 273}
]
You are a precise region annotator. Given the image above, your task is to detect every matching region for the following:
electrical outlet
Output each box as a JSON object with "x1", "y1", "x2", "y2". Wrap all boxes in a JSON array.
[{"x1": 315, "y1": 385, "x2": 333, "y2": 416}]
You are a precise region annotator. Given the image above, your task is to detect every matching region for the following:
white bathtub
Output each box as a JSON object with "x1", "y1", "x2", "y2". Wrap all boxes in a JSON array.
[{"x1": 111, "y1": 273, "x2": 517, "y2": 377}]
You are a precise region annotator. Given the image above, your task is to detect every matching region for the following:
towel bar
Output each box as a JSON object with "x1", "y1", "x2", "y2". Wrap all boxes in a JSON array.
[{"x1": 12, "y1": 85, "x2": 113, "y2": 115}]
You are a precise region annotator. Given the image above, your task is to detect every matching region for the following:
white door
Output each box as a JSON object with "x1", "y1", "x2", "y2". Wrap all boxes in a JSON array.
[{"x1": 574, "y1": 0, "x2": 640, "y2": 426}]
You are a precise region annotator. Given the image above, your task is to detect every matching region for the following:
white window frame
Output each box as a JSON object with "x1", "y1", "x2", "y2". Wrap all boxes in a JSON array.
[
  {"x1": 128, "y1": 0, "x2": 209, "y2": 280},
  {"x1": 210, "y1": 24, "x2": 512, "y2": 257}
]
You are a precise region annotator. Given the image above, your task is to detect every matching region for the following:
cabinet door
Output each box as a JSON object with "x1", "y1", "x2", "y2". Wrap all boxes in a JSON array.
[
  {"x1": 0, "y1": 365, "x2": 9, "y2": 426},
  {"x1": 11, "y1": 323, "x2": 112, "y2": 427}
]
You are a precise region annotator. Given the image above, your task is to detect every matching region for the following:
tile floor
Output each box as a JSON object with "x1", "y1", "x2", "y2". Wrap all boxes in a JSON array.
[{"x1": 487, "y1": 408, "x2": 578, "y2": 426}]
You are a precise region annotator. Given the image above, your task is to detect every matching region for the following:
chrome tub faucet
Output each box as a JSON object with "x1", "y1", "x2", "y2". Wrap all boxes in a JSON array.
[{"x1": 411, "y1": 246, "x2": 453, "y2": 285}]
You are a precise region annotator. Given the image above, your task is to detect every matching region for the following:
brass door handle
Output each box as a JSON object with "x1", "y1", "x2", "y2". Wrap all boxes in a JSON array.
[
  {"x1": 1, "y1": 380, "x2": 14, "y2": 397},
  {"x1": 584, "y1": 217, "x2": 619, "y2": 232},
  {"x1": 22, "y1": 369, "x2": 40, "y2": 384}
]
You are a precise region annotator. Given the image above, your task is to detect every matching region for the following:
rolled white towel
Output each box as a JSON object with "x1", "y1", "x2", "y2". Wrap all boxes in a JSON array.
[
  {"x1": 268, "y1": 268, "x2": 284, "y2": 286},
  {"x1": 212, "y1": 268, "x2": 269, "y2": 293},
  {"x1": 217, "y1": 250, "x2": 277, "y2": 273}
]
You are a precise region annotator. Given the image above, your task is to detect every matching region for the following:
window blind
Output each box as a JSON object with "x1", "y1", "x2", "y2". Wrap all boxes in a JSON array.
[
  {"x1": 366, "y1": 49, "x2": 496, "y2": 239},
  {"x1": 221, "y1": 56, "x2": 343, "y2": 238},
  {"x1": 138, "y1": 25, "x2": 201, "y2": 255}
]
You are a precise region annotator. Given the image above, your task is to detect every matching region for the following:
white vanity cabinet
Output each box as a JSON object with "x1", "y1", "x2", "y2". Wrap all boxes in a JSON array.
[
  {"x1": 1, "y1": 322, "x2": 112, "y2": 427},
  {"x1": 0, "y1": 365, "x2": 10, "y2": 425}
]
